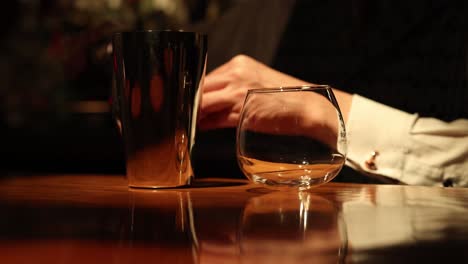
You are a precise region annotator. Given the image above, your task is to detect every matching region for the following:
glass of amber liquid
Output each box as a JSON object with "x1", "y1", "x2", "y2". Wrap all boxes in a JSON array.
[{"x1": 236, "y1": 85, "x2": 347, "y2": 190}]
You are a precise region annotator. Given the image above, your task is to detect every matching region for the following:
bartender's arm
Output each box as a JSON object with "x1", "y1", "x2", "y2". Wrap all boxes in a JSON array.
[{"x1": 200, "y1": 55, "x2": 468, "y2": 187}]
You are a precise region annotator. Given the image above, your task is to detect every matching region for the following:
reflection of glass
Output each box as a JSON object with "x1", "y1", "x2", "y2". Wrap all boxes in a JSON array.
[
  {"x1": 123, "y1": 189, "x2": 199, "y2": 263},
  {"x1": 239, "y1": 191, "x2": 347, "y2": 264},
  {"x1": 237, "y1": 86, "x2": 347, "y2": 189}
]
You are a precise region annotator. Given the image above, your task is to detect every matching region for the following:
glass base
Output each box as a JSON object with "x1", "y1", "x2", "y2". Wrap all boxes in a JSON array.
[
  {"x1": 127, "y1": 175, "x2": 193, "y2": 189},
  {"x1": 251, "y1": 173, "x2": 336, "y2": 190}
]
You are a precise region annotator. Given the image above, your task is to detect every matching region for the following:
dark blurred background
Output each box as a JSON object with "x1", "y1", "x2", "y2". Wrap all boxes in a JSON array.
[
  {"x1": 0, "y1": 0, "x2": 233, "y2": 175},
  {"x1": 2, "y1": 0, "x2": 467, "y2": 181}
]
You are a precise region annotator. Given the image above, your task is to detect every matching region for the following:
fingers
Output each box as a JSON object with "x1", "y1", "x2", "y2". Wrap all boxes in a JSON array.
[
  {"x1": 200, "y1": 89, "x2": 232, "y2": 119},
  {"x1": 203, "y1": 58, "x2": 236, "y2": 92},
  {"x1": 199, "y1": 55, "x2": 257, "y2": 130},
  {"x1": 203, "y1": 73, "x2": 231, "y2": 93},
  {"x1": 203, "y1": 54, "x2": 256, "y2": 92},
  {"x1": 202, "y1": 80, "x2": 251, "y2": 116},
  {"x1": 198, "y1": 111, "x2": 240, "y2": 130}
]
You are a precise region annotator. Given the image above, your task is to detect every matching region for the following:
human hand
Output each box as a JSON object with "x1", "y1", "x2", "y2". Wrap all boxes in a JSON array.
[
  {"x1": 199, "y1": 55, "x2": 309, "y2": 130},
  {"x1": 240, "y1": 87, "x2": 340, "y2": 148},
  {"x1": 199, "y1": 55, "x2": 352, "y2": 144}
]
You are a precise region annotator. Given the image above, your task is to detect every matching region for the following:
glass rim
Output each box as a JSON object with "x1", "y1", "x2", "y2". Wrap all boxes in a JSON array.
[{"x1": 247, "y1": 85, "x2": 331, "y2": 94}]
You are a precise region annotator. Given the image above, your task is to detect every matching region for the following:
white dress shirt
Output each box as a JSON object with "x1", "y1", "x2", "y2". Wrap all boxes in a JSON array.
[{"x1": 346, "y1": 95, "x2": 468, "y2": 187}]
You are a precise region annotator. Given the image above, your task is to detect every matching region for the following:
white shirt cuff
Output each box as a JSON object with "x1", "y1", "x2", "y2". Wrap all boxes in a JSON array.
[{"x1": 345, "y1": 94, "x2": 418, "y2": 183}]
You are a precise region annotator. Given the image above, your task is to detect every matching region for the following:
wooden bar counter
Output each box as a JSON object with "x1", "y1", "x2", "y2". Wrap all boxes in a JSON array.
[{"x1": 0, "y1": 174, "x2": 467, "y2": 263}]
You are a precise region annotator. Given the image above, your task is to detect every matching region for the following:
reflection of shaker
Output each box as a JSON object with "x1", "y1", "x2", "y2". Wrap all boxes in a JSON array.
[
  {"x1": 239, "y1": 191, "x2": 347, "y2": 264},
  {"x1": 121, "y1": 189, "x2": 199, "y2": 263},
  {"x1": 113, "y1": 31, "x2": 207, "y2": 188}
]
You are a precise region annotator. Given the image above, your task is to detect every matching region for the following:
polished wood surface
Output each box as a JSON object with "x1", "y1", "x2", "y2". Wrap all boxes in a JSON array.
[{"x1": 0, "y1": 174, "x2": 467, "y2": 263}]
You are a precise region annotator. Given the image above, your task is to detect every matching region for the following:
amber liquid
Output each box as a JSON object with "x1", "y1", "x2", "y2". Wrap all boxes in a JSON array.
[{"x1": 238, "y1": 154, "x2": 345, "y2": 187}]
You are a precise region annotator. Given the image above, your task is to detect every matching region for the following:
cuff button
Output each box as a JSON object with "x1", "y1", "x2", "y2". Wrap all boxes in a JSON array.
[
  {"x1": 364, "y1": 151, "x2": 379, "y2": 170},
  {"x1": 443, "y1": 179, "x2": 454, "y2": 187}
]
